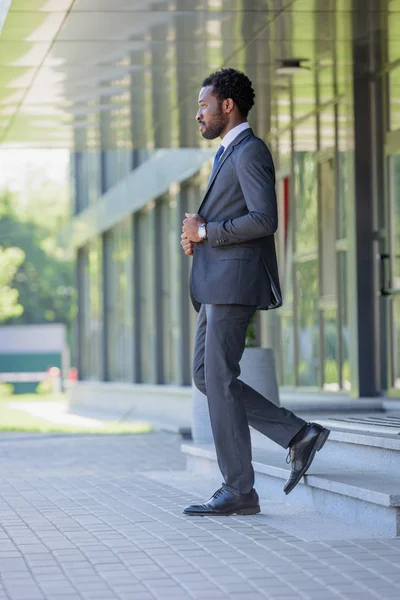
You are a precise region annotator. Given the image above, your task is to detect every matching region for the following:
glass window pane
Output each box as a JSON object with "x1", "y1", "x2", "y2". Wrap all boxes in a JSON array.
[
  {"x1": 277, "y1": 131, "x2": 291, "y2": 174},
  {"x1": 159, "y1": 195, "x2": 181, "y2": 385},
  {"x1": 319, "y1": 104, "x2": 335, "y2": 151},
  {"x1": 89, "y1": 239, "x2": 103, "y2": 380},
  {"x1": 389, "y1": 66, "x2": 400, "y2": 131},
  {"x1": 389, "y1": 3, "x2": 400, "y2": 64},
  {"x1": 294, "y1": 150, "x2": 318, "y2": 253},
  {"x1": 323, "y1": 307, "x2": 339, "y2": 391},
  {"x1": 80, "y1": 241, "x2": 103, "y2": 381},
  {"x1": 105, "y1": 219, "x2": 134, "y2": 382},
  {"x1": 339, "y1": 251, "x2": 351, "y2": 391},
  {"x1": 390, "y1": 155, "x2": 400, "y2": 288},
  {"x1": 138, "y1": 207, "x2": 156, "y2": 383},
  {"x1": 392, "y1": 297, "x2": 400, "y2": 391},
  {"x1": 296, "y1": 260, "x2": 319, "y2": 387},
  {"x1": 320, "y1": 158, "x2": 337, "y2": 300},
  {"x1": 318, "y1": 65, "x2": 334, "y2": 104},
  {"x1": 292, "y1": 70, "x2": 315, "y2": 120},
  {"x1": 338, "y1": 101, "x2": 354, "y2": 240},
  {"x1": 281, "y1": 315, "x2": 295, "y2": 386}
]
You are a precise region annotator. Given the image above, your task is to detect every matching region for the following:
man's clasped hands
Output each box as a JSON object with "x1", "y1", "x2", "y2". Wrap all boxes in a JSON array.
[{"x1": 180, "y1": 213, "x2": 206, "y2": 256}]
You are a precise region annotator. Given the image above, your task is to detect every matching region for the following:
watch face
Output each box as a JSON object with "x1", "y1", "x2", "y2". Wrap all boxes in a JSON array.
[{"x1": 199, "y1": 224, "x2": 206, "y2": 238}]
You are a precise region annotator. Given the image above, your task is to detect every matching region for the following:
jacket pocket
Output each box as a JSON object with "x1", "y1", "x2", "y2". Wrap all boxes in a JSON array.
[{"x1": 218, "y1": 246, "x2": 255, "y2": 261}]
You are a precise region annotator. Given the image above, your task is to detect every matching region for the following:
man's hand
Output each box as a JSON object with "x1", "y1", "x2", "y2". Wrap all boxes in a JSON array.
[
  {"x1": 182, "y1": 212, "x2": 205, "y2": 243},
  {"x1": 181, "y1": 233, "x2": 194, "y2": 256}
]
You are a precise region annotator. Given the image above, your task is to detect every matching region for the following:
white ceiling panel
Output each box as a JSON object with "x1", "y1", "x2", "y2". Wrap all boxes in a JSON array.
[
  {"x1": 2, "y1": 11, "x2": 68, "y2": 41},
  {"x1": 45, "y1": 41, "x2": 125, "y2": 67},
  {"x1": 10, "y1": 1, "x2": 74, "y2": 12},
  {"x1": 0, "y1": 0, "x2": 373, "y2": 148},
  {"x1": 0, "y1": 41, "x2": 51, "y2": 66},
  {"x1": 0, "y1": 89, "x2": 24, "y2": 104},
  {"x1": 58, "y1": 12, "x2": 169, "y2": 41},
  {"x1": 72, "y1": 0, "x2": 163, "y2": 11}
]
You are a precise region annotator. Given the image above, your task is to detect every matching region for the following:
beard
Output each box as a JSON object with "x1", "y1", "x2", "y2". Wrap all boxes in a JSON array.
[{"x1": 200, "y1": 104, "x2": 227, "y2": 140}]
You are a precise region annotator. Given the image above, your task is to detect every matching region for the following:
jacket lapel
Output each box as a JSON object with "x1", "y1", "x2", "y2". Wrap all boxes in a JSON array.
[{"x1": 198, "y1": 128, "x2": 254, "y2": 213}]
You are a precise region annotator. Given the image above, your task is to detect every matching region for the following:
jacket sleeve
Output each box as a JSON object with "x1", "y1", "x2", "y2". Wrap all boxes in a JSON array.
[{"x1": 206, "y1": 141, "x2": 278, "y2": 248}]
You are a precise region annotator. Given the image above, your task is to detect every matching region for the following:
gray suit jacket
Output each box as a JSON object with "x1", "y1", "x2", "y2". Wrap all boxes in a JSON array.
[{"x1": 190, "y1": 128, "x2": 282, "y2": 313}]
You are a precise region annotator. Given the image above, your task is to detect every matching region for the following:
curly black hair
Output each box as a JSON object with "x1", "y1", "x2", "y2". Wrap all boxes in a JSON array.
[{"x1": 202, "y1": 68, "x2": 255, "y2": 118}]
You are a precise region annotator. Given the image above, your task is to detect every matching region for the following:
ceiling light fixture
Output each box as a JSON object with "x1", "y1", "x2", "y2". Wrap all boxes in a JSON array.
[{"x1": 276, "y1": 58, "x2": 310, "y2": 75}]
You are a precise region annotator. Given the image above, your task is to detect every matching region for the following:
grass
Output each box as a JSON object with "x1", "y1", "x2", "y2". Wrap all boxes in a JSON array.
[{"x1": 0, "y1": 393, "x2": 152, "y2": 434}]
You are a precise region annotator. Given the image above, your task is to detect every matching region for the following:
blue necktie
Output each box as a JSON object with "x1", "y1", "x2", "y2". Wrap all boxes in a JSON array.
[{"x1": 209, "y1": 145, "x2": 224, "y2": 182}]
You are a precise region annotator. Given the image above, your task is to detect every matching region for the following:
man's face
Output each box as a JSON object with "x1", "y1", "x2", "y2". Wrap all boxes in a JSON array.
[{"x1": 196, "y1": 85, "x2": 227, "y2": 140}]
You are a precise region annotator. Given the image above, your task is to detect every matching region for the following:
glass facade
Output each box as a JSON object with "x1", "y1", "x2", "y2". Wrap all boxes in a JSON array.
[
  {"x1": 62, "y1": 2, "x2": 400, "y2": 399},
  {"x1": 77, "y1": 241, "x2": 103, "y2": 381},
  {"x1": 381, "y1": 2, "x2": 400, "y2": 393},
  {"x1": 104, "y1": 219, "x2": 134, "y2": 383}
]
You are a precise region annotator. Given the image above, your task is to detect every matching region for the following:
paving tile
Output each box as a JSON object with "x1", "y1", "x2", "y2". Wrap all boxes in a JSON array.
[{"x1": 1, "y1": 431, "x2": 400, "y2": 600}]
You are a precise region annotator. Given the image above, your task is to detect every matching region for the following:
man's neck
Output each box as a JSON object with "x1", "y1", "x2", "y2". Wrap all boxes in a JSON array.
[{"x1": 220, "y1": 120, "x2": 248, "y2": 140}]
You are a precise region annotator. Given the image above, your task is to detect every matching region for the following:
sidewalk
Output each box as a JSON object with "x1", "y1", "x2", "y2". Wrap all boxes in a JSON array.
[{"x1": 0, "y1": 431, "x2": 399, "y2": 600}]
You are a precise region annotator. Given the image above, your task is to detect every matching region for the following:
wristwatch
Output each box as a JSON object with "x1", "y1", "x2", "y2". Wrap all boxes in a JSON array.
[{"x1": 198, "y1": 222, "x2": 207, "y2": 240}]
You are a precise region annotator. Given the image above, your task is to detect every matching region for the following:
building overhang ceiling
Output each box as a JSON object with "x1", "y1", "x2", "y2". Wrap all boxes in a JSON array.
[{"x1": 0, "y1": 0, "x2": 395, "y2": 150}]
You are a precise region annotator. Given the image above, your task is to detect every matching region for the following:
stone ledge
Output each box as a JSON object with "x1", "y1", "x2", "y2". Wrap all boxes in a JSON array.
[
  {"x1": 66, "y1": 381, "x2": 192, "y2": 432},
  {"x1": 327, "y1": 428, "x2": 400, "y2": 449}
]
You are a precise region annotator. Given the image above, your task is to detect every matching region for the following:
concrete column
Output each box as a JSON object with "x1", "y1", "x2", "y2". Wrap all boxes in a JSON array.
[{"x1": 349, "y1": 0, "x2": 382, "y2": 396}]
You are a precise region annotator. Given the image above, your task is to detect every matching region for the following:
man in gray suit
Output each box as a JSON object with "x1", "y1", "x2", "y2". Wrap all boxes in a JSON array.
[{"x1": 181, "y1": 68, "x2": 329, "y2": 516}]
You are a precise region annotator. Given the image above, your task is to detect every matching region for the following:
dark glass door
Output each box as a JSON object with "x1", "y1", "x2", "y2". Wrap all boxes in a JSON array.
[{"x1": 381, "y1": 152, "x2": 400, "y2": 396}]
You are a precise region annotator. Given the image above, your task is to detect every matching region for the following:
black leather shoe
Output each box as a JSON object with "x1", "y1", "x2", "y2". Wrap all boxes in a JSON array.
[
  {"x1": 183, "y1": 487, "x2": 260, "y2": 516},
  {"x1": 284, "y1": 423, "x2": 330, "y2": 495}
]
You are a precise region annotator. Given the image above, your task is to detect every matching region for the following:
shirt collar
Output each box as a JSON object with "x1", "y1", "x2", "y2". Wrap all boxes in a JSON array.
[{"x1": 221, "y1": 122, "x2": 251, "y2": 152}]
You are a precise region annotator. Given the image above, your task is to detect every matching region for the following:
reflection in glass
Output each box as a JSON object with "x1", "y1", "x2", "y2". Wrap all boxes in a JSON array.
[
  {"x1": 388, "y1": 155, "x2": 400, "y2": 392},
  {"x1": 277, "y1": 131, "x2": 291, "y2": 174},
  {"x1": 160, "y1": 194, "x2": 180, "y2": 384},
  {"x1": 393, "y1": 298, "x2": 400, "y2": 390},
  {"x1": 292, "y1": 71, "x2": 315, "y2": 120},
  {"x1": 80, "y1": 241, "x2": 103, "y2": 381},
  {"x1": 105, "y1": 219, "x2": 134, "y2": 383},
  {"x1": 87, "y1": 151, "x2": 101, "y2": 205},
  {"x1": 138, "y1": 207, "x2": 156, "y2": 383},
  {"x1": 319, "y1": 104, "x2": 335, "y2": 150},
  {"x1": 294, "y1": 150, "x2": 318, "y2": 253},
  {"x1": 296, "y1": 260, "x2": 319, "y2": 387},
  {"x1": 389, "y1": 67, "x2": 400, "y2": 131},
  {"x1": 337, "y1": 101, "x2": 354, "y2": 241},
  {"x1": 320, "y1": 158, "x2": 337, "y2": 301},
  {"x1": 338, "y1": 251, "x2": 351, "y2": 391},
  {"x1": 323, "y1": 307, "x2": 339, "y2": 391},
  {"x1": 281, "y1": 315, "x2": 295, "y2": 386},
  {"x1": 318, "y1": 65, "x2": 334, "y2": 105},
  {"x1": 390, "y1": 155, "x2": 400, "y2": 287}
]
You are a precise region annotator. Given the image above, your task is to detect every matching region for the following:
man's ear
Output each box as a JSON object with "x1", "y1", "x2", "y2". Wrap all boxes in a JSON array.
[{"x1": 223, "y1": 98, "x2": 234, "y2": 114}]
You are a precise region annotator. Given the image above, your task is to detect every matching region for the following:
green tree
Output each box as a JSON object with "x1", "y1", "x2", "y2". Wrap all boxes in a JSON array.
[
  {"x1": 0, "y1": 190, "x2": 75, "y2": 326},
  {"x1": 0, "y1": 246, "x2": 24, "y2": 321}
]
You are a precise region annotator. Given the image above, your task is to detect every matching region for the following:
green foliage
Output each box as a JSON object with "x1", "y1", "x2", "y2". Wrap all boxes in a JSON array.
[
  {"x1": 0, "y1": 245, "x2": 24, "y2": 321},
  {"x1": 0, "y1": 383, "x2": 14, "y2": 396},
  {"x1": 0, "y1": 190, "x2": 75, "y2": 326},
  {"x1": 245, "y1": 313, "x2": 257, "y2": 347},
  {"x1": 35, "y1": 380, "x2": 53, "y2": 395}
]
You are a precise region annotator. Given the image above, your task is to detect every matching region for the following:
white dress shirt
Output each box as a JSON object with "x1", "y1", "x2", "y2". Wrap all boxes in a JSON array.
[{"x1": 220, "y1": 122, "x2": 251, "y2": 154}]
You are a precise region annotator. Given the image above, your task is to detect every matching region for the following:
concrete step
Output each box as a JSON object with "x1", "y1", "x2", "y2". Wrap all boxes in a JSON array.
[
  {"x1": 250, "y1": 424, "x2": 400, "y2": 477},
  {"x1": 181, "y1": 438, "x2": 400, "y2": 537}
]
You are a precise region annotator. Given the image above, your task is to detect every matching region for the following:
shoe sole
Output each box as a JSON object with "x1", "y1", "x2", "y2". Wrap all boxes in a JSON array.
[
  {"x1": 284, "y1": 427, "x2": 330, "y2": 495},
  {"x1": 184, "y1": 505, "x2": 261, "y2": 517}
]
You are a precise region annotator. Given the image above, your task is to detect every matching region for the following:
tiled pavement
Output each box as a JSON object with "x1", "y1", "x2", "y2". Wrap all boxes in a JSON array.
[{"x1": 0, "y1": 432, "x2": 399, "y2": 600}]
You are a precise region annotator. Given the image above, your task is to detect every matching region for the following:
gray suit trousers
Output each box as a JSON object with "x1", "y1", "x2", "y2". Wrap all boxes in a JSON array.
[{"x1": 193, "y1": 303, "x2": 306, "y2": 494}]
